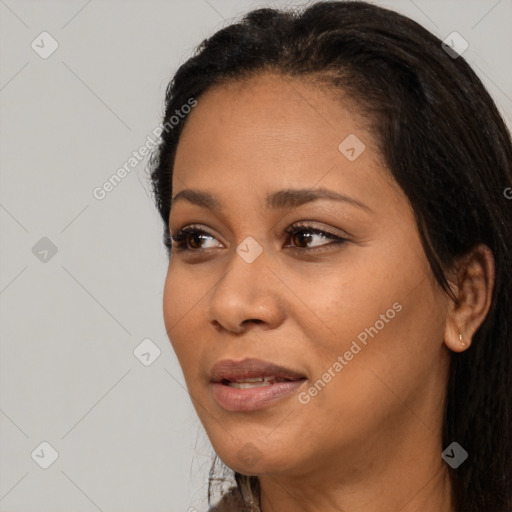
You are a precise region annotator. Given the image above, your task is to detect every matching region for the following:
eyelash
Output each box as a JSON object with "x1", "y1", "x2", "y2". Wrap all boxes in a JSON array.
[{"x1": 166, "y1": 222, "x2": 348, "y2": 254}]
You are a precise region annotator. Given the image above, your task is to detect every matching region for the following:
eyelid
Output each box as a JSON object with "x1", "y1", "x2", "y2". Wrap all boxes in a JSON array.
[
  {"x1": 170, "y1": 224, "x2": 224, "y2": 250},
  {"x1": 285, "y1": 221, "x2": 350, "y2": 240},
  {"x1": 283, "y1": 222, "x2": 349, "y2": 253}
]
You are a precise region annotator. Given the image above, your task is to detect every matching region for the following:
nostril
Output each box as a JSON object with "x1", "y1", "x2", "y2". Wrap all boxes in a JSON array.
[
  {"x1": 211, "y1": 319, "x2": 223, "y2": 330},
  {"x1": 210, "y1": 319, "x2": 250, "y2": 334},
  {"x1": 242, "y1": 319, "x2": 264, "y2": 325}
]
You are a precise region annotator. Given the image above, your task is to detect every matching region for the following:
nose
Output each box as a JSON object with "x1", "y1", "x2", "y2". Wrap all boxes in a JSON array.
[{"x1": 207, "y1": 252, "x2": 286, "y2": 334}]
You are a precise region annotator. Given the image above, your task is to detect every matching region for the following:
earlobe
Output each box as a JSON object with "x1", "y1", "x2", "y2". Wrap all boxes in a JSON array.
[
  {"x1": 443, "y1": 244, "x2": 495, "y2": 353},
  {"x1": 444, "y1": 326, "x2": 469, "y2": 353}
]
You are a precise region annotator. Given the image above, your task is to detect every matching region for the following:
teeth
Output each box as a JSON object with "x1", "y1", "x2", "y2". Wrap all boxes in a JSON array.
[
  {"x1": 229, "y1": 376, "x2": 277, "y2": 384},
  {"x1": 226, "y1": 376, "x2": 280, "y2": 388},
  {"x1": 228, "y1": 381, "x2": 272, "y2": 389},
  {"x1": 223, "y1": 376, "x2": 296, "y2": 389}
]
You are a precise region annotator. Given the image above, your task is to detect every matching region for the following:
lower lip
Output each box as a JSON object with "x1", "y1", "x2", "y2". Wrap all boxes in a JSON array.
[{"x1": 211, "y1": 380, "x2": 306, "y2": 412}]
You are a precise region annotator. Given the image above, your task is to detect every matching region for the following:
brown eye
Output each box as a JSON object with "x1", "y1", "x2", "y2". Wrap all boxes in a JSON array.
[
  {"x1": 291, "y1": 231, "x2": 315, "y2": 248},
  {"x1": 188, "y1": 232, "x2": 208, "y2": 249},
  {"x1": 171, "y1": 226, "x2": 221, "y2": 251},
  {"x1": 285, "y1": 224, "x2": 348, "y2": 251}
]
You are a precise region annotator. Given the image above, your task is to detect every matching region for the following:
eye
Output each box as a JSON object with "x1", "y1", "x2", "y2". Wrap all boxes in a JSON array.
[
  {"x1": 168, "y1": 225, "x2": 221, "y2": 251},
  {"x1": 285, "y1": 223, "x2": 347, "y2": 251}
]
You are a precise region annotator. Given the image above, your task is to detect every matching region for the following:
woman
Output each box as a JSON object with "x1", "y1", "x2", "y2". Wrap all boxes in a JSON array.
[{"x1": 149, "y1": 1, "x2": 512, "y2": 511}]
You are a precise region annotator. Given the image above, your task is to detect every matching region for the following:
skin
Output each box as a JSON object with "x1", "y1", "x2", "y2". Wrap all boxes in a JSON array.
[{"x1": 162, "y1": 71, "x2": 494, "y2": 512}]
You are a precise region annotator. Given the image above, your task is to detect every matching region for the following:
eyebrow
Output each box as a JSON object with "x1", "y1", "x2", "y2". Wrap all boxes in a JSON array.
[{"x1": 170, "y1": 187, "x2": 372, "y2": 213}]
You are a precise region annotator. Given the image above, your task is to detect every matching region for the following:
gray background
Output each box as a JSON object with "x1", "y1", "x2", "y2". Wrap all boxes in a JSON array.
[{"x1": 0, "y1": 0, "x2": 511, "y2": 511}]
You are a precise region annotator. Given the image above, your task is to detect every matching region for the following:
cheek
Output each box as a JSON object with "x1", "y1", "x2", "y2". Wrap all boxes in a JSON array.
[
  {"x1": 308, "y1": 271, "x2": 446, "y2": 413},
  {"x1": 162, "y1": 264, "x2": 203, "y2": 368},
  {"x1": 162, "y1": 266, "x2": 180, "y2": 347},
  {"x1": 286, "y1": 251, "x2": 407, "y2": 361},
  {"x1": 286, "y1": 284, "x2": 447, "y2": 458},
  {"x1": 295, "y1": 237, "x2": 447, "y2": 397}
]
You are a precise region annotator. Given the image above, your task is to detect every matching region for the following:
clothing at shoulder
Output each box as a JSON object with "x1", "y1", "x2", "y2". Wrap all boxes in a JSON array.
[{"x1": 207, "y1": 486, "x2": 255, "y2": 512}]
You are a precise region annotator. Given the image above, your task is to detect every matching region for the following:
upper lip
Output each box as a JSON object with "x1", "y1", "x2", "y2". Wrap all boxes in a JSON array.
[{"x1": 210, "y1": 358, "x2": 307, "y2": 383}]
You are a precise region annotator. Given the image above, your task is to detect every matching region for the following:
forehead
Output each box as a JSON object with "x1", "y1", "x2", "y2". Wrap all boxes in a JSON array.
[
  {"x1": 175, "y1": 71, "x2": 372, "y2": 168},
  {"x1": 171, "y1": 71, "x2": 399, "y2": 211}
]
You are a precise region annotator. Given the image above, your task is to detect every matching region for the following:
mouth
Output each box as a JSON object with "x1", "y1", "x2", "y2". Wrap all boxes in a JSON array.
[
  {"x1": 220, "y1": 375, "x2": 298, "y2": 389},
  {"x1": 209, "y1": 358, "x2": 307, "y2": 411}
]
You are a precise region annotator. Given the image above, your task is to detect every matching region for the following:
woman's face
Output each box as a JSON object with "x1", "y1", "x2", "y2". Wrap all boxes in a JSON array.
[{"x1": 163, "y1": 72, "x2": 451, "y2": 478}]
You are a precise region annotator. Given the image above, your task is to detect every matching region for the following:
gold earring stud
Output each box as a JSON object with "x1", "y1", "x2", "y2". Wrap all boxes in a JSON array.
[{"x1": 459, "y1": 332, "x2": 466, "y2": 346}]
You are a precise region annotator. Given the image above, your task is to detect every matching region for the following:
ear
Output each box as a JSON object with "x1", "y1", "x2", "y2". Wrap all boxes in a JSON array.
[{"x1": 444, "y1": 244, "x2": 495, "y2": 353}]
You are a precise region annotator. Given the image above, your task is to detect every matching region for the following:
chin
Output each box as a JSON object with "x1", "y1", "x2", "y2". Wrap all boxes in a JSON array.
[{"x1": 210, "y1": 433, "x2": 299, "y2": 477}]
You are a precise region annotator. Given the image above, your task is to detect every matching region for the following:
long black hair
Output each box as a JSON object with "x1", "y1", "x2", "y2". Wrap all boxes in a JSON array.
[{"x1": 149, "y1": 2, "x2": 512, "y2": 510}]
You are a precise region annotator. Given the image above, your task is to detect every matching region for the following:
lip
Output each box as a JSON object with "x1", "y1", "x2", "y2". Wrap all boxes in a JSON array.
[{"x1": 210, "y1": 358, "x2": 307, "y2": 412}]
